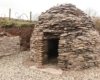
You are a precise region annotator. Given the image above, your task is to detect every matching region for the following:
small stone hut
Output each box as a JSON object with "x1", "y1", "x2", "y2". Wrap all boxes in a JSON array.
[{"x1": 30, "y1": 3, "x2": 100, "y2": 70}]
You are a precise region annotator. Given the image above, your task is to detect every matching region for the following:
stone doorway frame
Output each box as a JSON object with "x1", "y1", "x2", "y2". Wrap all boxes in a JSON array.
[
  {"x1": 42, "y1": 38, "x2": 60, "y2": 64},
  {"x1": 42, "y1": 33, "x2": 61, "y2": 64}
]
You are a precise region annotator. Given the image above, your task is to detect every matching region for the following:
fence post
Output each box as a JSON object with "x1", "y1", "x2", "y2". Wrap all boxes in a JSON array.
[
  {"x1": 9, "y1": 8, "x2": 11, "y2": 20},
  {"x1": 30, "y1": 12, "x2": 32, "y2": 22}
]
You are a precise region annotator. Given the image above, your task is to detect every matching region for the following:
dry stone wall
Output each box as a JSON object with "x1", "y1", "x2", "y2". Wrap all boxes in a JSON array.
[
  {"x1": 0, "y1": 24, "x2": 34, "y2": 50},
  {"x1": 0, "y1": 33, "x2": 20, "y2": 57},
  {"x1": 30, "y1": 3, "x2": 100, "y2": 70}
]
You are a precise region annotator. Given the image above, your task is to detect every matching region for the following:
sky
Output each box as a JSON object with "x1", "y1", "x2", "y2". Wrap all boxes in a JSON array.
[{"x1": 0, "y1": 0, "x2": 100, "y2": 20}]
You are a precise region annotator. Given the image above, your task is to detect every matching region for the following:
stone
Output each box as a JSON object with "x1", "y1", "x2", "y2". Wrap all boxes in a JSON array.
[
  {"x1": 0, "y1": 36, "x2": 20, "y2": 57},
  {"x1": 30, "y1": 3, "x2": 100, "y2": 70}
]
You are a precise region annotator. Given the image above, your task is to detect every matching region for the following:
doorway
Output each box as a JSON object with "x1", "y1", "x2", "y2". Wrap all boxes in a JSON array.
[{"x1": 47, "y1": 38, "x2": 59, "y2": 64}]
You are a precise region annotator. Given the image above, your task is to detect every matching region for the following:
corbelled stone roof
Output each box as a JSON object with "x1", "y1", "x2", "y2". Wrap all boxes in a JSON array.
[{"x1": 37, "y1": 3, "x2": 94, "y2": 31}]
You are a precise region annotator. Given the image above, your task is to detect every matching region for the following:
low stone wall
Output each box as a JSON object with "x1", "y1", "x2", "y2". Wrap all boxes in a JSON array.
[
  {"x1": 0, "y1": 24, "x2": 34, "y2": 50},
  {"x1": 0, "y1": 36, "x2": 20, "y2": 57}
]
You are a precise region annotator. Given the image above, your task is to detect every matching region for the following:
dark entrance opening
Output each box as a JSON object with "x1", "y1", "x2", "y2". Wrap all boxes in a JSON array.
[{"x1": 47, "y1": 38, "x2": 59, "y2": 64}]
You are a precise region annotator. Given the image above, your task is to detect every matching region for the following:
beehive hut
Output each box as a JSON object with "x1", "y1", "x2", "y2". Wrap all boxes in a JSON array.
[{"x1": 30, "y1": 3, "x2": 100, "y2": 70}]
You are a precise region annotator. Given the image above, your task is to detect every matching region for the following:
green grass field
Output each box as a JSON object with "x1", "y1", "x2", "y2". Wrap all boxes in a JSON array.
[{"x1": 0, "y1": 17, "x2": 35, "y2": 27}]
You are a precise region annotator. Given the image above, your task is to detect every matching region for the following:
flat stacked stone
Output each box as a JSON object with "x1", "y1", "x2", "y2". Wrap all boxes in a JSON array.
[{"x1": 30, "y1": 3, "x2": 100, "y2": 70}]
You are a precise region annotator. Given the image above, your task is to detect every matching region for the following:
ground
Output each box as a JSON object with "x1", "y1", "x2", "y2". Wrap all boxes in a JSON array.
[{"x1": 0, "y1": 51, "x2": 100, "y2": 80}]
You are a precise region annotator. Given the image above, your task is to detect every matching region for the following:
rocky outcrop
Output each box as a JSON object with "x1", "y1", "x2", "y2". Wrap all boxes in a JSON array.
[{"x1": 30, "y1": 3, "x2": 100, "y2": 70}]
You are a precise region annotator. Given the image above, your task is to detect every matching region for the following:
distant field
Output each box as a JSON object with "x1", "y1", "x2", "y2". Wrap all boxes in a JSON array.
[
  {"x1": 0, "y1": 17, "x2": 36, "y2": 27},
  {"x1": 92, "y1": 17, "x2": 100, "y2": 33}
]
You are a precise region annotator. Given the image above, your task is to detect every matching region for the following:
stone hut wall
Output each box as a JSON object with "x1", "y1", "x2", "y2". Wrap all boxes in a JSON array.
[{"x1": 30, "y1": 3, "x2": 100, "y2": 70}]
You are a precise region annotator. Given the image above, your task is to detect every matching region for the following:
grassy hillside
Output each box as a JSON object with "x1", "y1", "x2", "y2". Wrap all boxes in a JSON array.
[
  {"x1": 92, "y1": 17, "x2": 100, "y2": 33},
  {"x1": 0, "y1": 17, "x2": 35, "y2": 27}
]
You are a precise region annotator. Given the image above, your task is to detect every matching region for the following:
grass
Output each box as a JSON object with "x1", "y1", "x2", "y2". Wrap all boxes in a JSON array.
[
  {"x1": 0, "y1": 18, "x2": 35, "y2": 27},
  {"x1": 92, "y1": 17, "x2": 100, "y2": 33}
]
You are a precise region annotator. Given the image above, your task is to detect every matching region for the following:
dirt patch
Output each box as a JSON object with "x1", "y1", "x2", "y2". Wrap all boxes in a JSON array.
[
  {"x1": 22, "y1": 54, "x2": 60, "y2": 70},
  {"x1": 22, "y1": 54, "x2": 35, "y2": 67},
  {"x1": 0, "y1": 24, "x2": 34, "y2": 50},
  {"x1": 1, "y1": 51, "x2": 100, "y2": 80}
]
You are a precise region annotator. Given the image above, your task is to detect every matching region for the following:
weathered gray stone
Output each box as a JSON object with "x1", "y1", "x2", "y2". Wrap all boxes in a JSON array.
[
  {"x1": 30, "y1": 3, "x2": 100, "y2": 70},
  {"x1": 0, "y1": 36, "x2": 20, "y2": 57}
]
